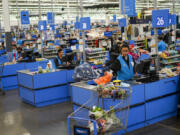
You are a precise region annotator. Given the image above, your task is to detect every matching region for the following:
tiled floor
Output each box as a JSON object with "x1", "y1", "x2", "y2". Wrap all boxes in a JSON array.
[{"x1": 0, "y1": 90, "x2": 180, "y2": 135}]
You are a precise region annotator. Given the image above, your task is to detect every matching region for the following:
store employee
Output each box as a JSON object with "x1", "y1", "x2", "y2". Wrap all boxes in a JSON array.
[
  {"x1": 107, "y1": 44, "x2": 135, "y2": 81},
  {"x1": 54, "y1": 48, "x2": 71, "y2": 68}
]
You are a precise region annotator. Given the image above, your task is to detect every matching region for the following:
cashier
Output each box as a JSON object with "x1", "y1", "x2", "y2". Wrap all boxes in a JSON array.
[
  {"x1": 54, "y1": 48, "x2": 70, "y2": 68},
  {"x1": 107, "y1": 44, "x2": 135, "y2": 81}
]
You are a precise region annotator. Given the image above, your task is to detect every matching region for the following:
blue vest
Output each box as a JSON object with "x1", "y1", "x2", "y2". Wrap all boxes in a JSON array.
[
  {"x1": 56, "y1": 56, "x2": 65, "y2": 65},
  {"x1": 117, "y1": 55, "x2": 134, "y2": 81}
]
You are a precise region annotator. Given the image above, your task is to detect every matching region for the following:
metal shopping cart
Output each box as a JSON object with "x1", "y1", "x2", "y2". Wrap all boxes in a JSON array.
[{"x1": 67, "y1": 84, "x2": 132, "y2": 135}]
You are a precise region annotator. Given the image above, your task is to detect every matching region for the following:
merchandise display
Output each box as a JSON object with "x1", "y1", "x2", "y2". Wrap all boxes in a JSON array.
[{"x1": 85, "y1": 48, "x2": 108, "y2": 65}]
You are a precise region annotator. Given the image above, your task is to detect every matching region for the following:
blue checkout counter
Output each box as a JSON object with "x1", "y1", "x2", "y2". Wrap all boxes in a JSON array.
[
  {"x1": 0, "y1": 60, "x2": 48, "y2": 91},
  {"x1": 17, "y1": 69, "x2": 74, "y2": 107},
  {"x1": 70, "y1": 75, "x2": 180, "y2": 133}
]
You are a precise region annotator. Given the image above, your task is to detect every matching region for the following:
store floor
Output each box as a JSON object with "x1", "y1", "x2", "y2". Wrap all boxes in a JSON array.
[{"x1": 0, "y1": 90, "x2": 180, "y2": 135}]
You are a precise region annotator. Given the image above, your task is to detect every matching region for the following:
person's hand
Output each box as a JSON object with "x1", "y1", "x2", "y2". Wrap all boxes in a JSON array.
[
  {"x1": 66, "y1": 62, "x2": 71, "y2": 66},
  {"x1": 18, "y1": 57, "x2": 23, "y2": 61}
]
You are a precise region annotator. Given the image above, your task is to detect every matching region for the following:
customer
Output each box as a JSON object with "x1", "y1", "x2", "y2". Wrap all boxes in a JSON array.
[
  {"x1": 12, "y1": 45, "x2": 18, "y2": 62},
  {"x1": 157, "y1": 36, "x2": 167, "y2": 52},
  {"x1": 17, "y1": 47, "x2": 23, "y2": 60}
]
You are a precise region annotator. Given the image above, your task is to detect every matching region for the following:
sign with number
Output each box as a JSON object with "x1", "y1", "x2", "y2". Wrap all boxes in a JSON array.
[
  {"x1": 169, "y1": 14, "x2": 177, "y2": 25},
  {"x1": 152, "y1": 9, "x2": 169, "y2": 28},
  {"x1": 38, "y1": 20, "x2": 47, "y2": 31},
  {"x1": 121, "y1": 0, "x2": 136, "y2": 16},
  {"x1": 80, "y1": 17, "x2": 91, "y2": 30},
  {"x1": 50, "y1": 24, "x2": 55, "y2": 31},
  {"x1": 47, "y1": 12, "x2": 55, "y2": 24},
  {"x1": 21, "y1": 11, "x2": 30, "y2": 25},
  {"x1": 118, "y1": 18, "x2": 127, "y2": 27}
]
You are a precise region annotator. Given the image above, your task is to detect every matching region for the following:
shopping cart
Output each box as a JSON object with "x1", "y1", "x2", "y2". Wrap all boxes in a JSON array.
[{"x1": 67, "y1": 85, "x2": 132, "y2": 135}]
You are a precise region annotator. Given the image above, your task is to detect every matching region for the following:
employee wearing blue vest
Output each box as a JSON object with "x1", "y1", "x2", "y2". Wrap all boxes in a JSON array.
[
  {"x1": 107, "y1": 44, "x2": 135, "y2": 81},
  {"x1": 54, "y1": 48, "x2": 71, "y2": 68}
]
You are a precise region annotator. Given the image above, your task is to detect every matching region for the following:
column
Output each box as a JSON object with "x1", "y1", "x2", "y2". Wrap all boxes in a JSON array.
[{"x1": 2, "y1": 0, "x2": 12, "y2": 52}]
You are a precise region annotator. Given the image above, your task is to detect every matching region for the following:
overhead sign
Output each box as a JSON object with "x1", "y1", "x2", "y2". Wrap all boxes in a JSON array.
[
  {"x1": 121, "y1": 0, "x2": 136, "y2": 16},
  {"x1": 118, "y1": 18, "x2": 127, "y2": 27},
  {"x1": 47, "y1": 12, "x2": 55, "y2": 24},
  {"x1": 80, "y1": 17, "x2": 91, "y2": 30},
  {"x1": 38, "y1": 20, "x2": 47, "y2": 31},
  {"x1": 152, "y1": 9, "x2": 169, "y2": 28},
  {"x1": 169, "y1": 14, "x2": 177, "y2": 25},
  {"x1": 21, "y1": 11, "x2": 30, "y2": 25},
  {"x1": 50, "y1": 24, "x2": 55, "y2": 31}
]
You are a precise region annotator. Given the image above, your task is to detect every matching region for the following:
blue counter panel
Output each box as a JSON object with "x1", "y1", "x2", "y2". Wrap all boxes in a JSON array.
[
  {"x1": 22, "y1": 97, "x2": 70, "y2": 108},
  {"x1": 18, "y1": 70, "x2": 67, "y2": 89},
  {"x1": 1, "y1": 76, "x2": 18, "y2": 89},
  {"x1": 146, "y1": 94, "x2": 178, "y2": 120},
  {"x1": 19, "y1": 85, "x2": 70, "y2": 107},
  {"x1": 35, "y1": 85, "x2": 68, "y2": 103},
  {"x1": 127, "y1": 123, "x2": 145, "y2": 132},
  {"x1": 145, "y1": 76, "x2": 179, "y2": 100},
  {"x1": 19, "y1": 86, "x2": 34, "y2": 103},
  {"x1": 128, "y1": 105, "x2": 145, "y2": 127},
  {"x1": 72, "y1": 86, "x2": 98, "y2": 108},
  {"x1": 33, "y1": 70, "x2": 67, "y2": 89},
  {"x1": 18, "y1": 72, "x2": 33, "y2": 89},
  {"x1": 67, "y1": 70, "x2": 74, "y2": 83},
  {"x1": 146, "y1": 112, "x2": 177, "y2": 126},
  {"x1": 1, "y1": 63, "x2": 25, "y2": 76},
  {"x1": 131, "y1": 84, "x2": 145, "y2": 105}
]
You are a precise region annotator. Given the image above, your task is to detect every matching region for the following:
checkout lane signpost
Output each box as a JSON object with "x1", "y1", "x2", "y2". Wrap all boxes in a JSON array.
[
  {"x1": 152, "y1": 9, "x2": 169, "y2": 28},
  {"x1": 169, "y1": 14, "x2": 177, "y2": 25},
  {"x1": 121, "y1": 0, "x2": 136, "y2": 16},
  {"x1": 118, "y1": 18, "x2": 127, "y2": 27},
  {"x1": 21, "y1": 11, "x2": 30, "y2": 25},
  {"x1": 47, "y1": 12, "x2": 55, "y2": 24},
  {"x1": 38, "y1": 20, "x2": 47, "y2": 31},
  {"x1": 20, "y1": 11, "x2": 30, "y2": 29},
  {"x1": 79, "y1": 17, "x2": 91, "y2": 30}
]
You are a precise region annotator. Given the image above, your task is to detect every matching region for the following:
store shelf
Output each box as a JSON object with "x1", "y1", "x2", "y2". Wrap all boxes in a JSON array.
[
  {"x1": 164, "y1": 55, "x2": 180, "y2": 59},
  {"x1": 161, "y1": 60, "x2": 180, "y2": 65},
  {"x1": 87, "y1": 55, "x2": 107, "y2": 59},
  {"x1": 86, "y1": 51, "x2": 107, "y2": 55},
  {"x1": 44, "y1": 56, "x2": 57, "y2": 59}
]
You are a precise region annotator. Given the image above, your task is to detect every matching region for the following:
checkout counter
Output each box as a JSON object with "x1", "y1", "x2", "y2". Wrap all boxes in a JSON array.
[
  {"x1": 17, "y1": 69, "x2": 74, "y2": 107},
  {"x1": 70, "y1": 75, "x2": 179, "y2": 133},
  {"x1": 0, "y1": 60, "x2": 48, "y2": 92}
]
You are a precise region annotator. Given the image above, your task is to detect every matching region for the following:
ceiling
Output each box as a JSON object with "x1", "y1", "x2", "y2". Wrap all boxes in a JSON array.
[{"x1": 0, "y1": 0, "x2": 180, "y2": 24}]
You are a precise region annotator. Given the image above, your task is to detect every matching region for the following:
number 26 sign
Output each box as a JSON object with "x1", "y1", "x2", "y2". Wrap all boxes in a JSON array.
[{"x1": 152, "y1": 9, "x2": 169, "y2": 28}]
